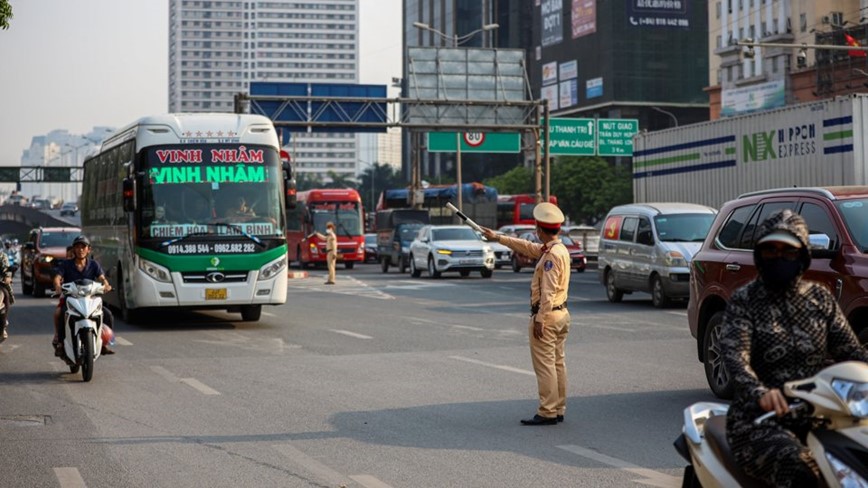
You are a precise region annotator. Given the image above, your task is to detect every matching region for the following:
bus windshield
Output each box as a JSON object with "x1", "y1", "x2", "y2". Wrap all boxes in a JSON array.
[
  {"x1": 139, "y1": 144, "x2": 284, "y2": 239},
  {"x1": 309, "y1": 201, "x2": 363, "y2": 237}
]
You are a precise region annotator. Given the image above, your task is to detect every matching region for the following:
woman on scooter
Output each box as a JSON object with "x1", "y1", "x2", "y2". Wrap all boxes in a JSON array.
[
  {"x1": 51, "y1": 235, "x2": 115, "y2": 355},
  {"x1": 721, "y1": 209, "x2": 868, "y2": 487}
]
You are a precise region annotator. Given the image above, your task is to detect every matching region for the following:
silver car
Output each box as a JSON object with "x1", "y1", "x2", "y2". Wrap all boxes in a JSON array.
[{"x1": 408, "y1": 225, "x2": 495, "y2": 278}]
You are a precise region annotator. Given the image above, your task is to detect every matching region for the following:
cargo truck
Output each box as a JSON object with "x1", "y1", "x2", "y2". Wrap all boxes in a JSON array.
[{"x1": 632, "y1": 95, "x2": 868, "y2": 208}]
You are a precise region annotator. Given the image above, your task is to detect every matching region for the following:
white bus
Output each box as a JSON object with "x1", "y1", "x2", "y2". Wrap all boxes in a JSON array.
[{"x1": 81, "y1": 114, "x2": 292, "y2": 322}]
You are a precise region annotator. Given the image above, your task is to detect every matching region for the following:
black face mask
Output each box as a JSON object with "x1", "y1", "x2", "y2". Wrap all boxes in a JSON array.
[{"x1": 758, "y1": 257, "x2": 802, "y2": 290}]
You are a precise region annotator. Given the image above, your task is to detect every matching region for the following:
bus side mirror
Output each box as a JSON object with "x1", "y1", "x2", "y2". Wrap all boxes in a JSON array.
[{"x1": 122, "y1": 178, "x2": 136, "y2": 212}]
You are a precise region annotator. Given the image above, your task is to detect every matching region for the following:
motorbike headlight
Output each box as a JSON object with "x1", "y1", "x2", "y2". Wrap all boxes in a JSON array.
[
  {"x1": 825, "y1": 451, "x2": 868, "y2": 486},
  {"x1": 663, "y1": 251, "x2": 688, "y2": 267},
  {"x1": 436, "y1": 249, "x2": 452, "y2": 255},
  {"x1": 138, "y1": 258, "x2": 171, "y2": 283},
  {"x1": 39, "y1": 255, "x2": 54, "y2": 263},
  {"x1": 832, "y1": 379, "x2": 868, "y2": 418},
  {"x1": 259, "y1": 255, "x2": 287, "y2": 281}
]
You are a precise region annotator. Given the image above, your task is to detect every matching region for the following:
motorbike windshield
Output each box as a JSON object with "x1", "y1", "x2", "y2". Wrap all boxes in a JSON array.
[
  {"x1": 139, "y1": 144, "x2": 285, "y2": 240},
  {"x1": 836, "y1": 198, "x2": 868, "y2": 252},
  {"x1": 654, "y1": 214, "x2": 715, "y2": 242}
]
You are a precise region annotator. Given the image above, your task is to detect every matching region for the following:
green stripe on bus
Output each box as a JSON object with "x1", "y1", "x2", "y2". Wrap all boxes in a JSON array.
[
  {"x1": 634, "y1": 152, "x2": 701, "y2": 169},
  {"x1": 138, "y1": 244, "x2": 287, "y2": 272},
  {"x1": 824, "y1": 130, "x2": 853, "y2": 141},
  {"x1": 725, "y1": 147, "x2": 736, "y2": 155}
]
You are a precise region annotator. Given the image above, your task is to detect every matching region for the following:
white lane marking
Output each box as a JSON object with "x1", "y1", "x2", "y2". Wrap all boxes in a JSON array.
[
  {"x1": 273, "y1": 444, "x2": 353, "y2": 487},
  {"x1": 262, "y1": 312, "x2": 277, "y2": 318},
  {"x1": 557, "y1": 445, "x2": 681, "y2": 488},
  {"x1": 54, "y1": 467, "x2": 87, "y2": 488},
  {"x1": 450, "y1": 324, "x2": 485, "y2": 332},
  {"x1": 350, "y1": 474, "x2": 396, "y2": 488},
  {"x1": 179, "y1": 378, "x2": 221, "y2": 395},
  {"x1": 449, "y1": 355, "x2": 535, "y2": 376},
  {"x1": 331, "y1": 329, "x2": 373, "y2": 340},
  {"x1": 0, "y1": 344, "x2": 21, "y2": 353},
  {"x1": 666, "y1": 311, "x2": 688, "y2": 317},
  {"x1": 151, "y1": 366, "x2": 220, "y2": 395},
  {"x1": 113, "y1": 336, "x2": 133, "y2": 346}
]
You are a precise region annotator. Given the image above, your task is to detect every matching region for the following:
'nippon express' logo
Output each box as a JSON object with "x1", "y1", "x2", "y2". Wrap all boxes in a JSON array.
[{"x1": 743, "y1": 123, "x2": 816, "y2": 163}]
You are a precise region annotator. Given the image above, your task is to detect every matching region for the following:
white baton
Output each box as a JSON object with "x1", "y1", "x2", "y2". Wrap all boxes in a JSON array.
[{"x1": 446, "y1": 202, "x2": 483, "y2": 233}]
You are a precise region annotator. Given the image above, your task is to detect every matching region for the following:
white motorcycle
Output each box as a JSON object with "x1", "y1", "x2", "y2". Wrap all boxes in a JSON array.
[
  {"x1": 57, "y1": 279, "x2": 107, "y2": 382},
  {"x1": 675, "y1": 361, "x2": 868, "y2": 487}
]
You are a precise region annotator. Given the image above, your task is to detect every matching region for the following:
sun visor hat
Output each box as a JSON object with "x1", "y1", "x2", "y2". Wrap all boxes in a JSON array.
[{"x1": 756, "y1": 231, "x2": 803, "y2": 248}]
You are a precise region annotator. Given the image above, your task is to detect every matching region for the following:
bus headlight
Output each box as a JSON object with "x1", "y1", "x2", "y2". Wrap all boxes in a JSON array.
[
  {"x1": 138, "y1": 258, "x2": 171, "y2": 283},
  {"x1": 259, "y1": 255, "x2": 287, "y2": 281}
]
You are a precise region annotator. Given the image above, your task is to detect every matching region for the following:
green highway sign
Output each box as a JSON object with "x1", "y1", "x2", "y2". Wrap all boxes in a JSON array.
[
  {"x1": 545, "y1": 118, "x2": 595, "y2": 156},
  {"x1": 597, "y1": 118, "x2": 639, "y2": 156},
  {"x1": 427, "y1": 132, "x2": 521, "y2": 153}
]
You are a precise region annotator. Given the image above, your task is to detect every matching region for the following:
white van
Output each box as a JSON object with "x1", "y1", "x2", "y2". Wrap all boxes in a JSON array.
[{"x1": 597, "y1": 203, "x2": 716, "y2": 307}]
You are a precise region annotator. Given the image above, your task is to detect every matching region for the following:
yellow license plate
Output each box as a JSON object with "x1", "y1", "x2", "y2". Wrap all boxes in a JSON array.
[{"x1": 205, "y1": 288, "x2": 227, "y2": 300}]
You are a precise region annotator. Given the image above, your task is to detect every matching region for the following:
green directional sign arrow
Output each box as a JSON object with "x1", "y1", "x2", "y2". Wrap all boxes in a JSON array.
[
  {"x1": 544, "y1": 118, "x2": 596, "y2": 156},
  {"x1": 597, "y1": 119, "x2": 639, "y2": 156}
]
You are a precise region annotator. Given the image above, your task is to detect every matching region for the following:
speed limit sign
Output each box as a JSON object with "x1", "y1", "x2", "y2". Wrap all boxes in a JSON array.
[{"x1": 463, "y1": 132, "x2": 485, "y2": 147}]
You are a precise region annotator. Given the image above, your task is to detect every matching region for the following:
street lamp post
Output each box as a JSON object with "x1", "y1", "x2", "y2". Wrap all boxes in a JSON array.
[{"x1": 412, "y1": 21, "x2": 499, "y2": 212}]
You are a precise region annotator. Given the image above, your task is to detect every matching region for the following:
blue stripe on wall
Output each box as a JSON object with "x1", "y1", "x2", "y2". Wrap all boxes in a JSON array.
[
  {"x1": 633, "y1": 135, "x2": 736, "y2": 158},
  {"x1": 823, "y1": 116, "x2": 852, "y2": 127},
  {"x1": 823, "y1": 144, "x2": 854, "y2": 155},
  {"x1": 633, "y1": 160, "x2": 737, "y2": 179}
]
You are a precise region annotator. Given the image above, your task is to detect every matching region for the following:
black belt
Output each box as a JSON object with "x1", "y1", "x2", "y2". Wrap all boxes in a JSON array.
[{"x1": 530, "y1": 303, "x2": 567, "y2": 315}]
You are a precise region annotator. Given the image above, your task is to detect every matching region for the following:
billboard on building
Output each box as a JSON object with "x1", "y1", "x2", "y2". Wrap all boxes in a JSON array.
[
  {"x1": 721, "y1": 80, "x2": 786, "y2": 117},
  {"x1": 530, "y1": 0, "x2": 708, "y2": 114}
]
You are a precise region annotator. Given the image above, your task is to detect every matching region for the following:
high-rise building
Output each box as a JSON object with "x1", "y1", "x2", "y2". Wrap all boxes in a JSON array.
[
  {"x1": 168, "y1": 0, "x2": 361, "y2": 180},
  {"x1": 531, "y1": 1, "x2": 709, "y2": 134}
]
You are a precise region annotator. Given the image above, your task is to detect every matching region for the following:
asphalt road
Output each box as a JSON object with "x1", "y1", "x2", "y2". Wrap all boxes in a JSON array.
[{"x1": 0, "y1": 261, "x2": 717, "y2": 488}]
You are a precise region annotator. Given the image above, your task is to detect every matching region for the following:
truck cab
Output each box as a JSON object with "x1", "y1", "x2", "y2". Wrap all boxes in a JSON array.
[{"x1": 376, "y1": 209, "x2": 429, "y2": 273}]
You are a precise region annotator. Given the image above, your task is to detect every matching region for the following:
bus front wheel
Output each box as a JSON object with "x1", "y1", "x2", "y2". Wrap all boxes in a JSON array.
[{"x1": 241, "y1": 305, "x2": 262, "y2": 322}]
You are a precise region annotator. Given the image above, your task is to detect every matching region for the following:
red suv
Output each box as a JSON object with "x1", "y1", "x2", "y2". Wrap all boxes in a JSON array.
[
  {"x1": 20, "y1": 227, "x2": 80, "y2": 297},
  {"x1": 688, "y1": 187, "x2": 868, "y2": 398}
]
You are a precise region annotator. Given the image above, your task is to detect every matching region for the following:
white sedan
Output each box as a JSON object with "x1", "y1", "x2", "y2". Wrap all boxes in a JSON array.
[{"x1": 408, "y1": 225, "x2": 495, "y2": 278}]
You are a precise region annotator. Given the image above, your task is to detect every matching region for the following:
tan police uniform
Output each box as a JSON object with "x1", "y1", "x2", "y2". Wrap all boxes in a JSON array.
[
  {"x1": 325, "y1": 225, "x2": 337, "y2": 284},
  {"x1": 495, "y1": 203, "x2": 571, "y2": 420}
]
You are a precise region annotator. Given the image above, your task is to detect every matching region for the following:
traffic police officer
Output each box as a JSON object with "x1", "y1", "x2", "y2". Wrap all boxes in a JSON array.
[
  {"x1": 324, "y1": 222, "x2": 337, "y2": 285},
  {"x1": 482, "y1": 202, "x2": 571, "y2": 425}
]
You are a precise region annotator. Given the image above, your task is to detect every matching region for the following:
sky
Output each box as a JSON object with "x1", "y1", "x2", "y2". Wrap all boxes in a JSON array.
[{"x1": 0, "y1": 0, "x2": 402, "y2": 164}]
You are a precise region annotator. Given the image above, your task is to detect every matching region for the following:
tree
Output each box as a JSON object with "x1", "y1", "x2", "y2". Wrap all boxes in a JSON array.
[
  {"x1": 322, "y1": 171, "x2": 356, "y2": 189},
  {"x1": 483, "y1": 165, "x2": 534, "y2": 195},
  {"x1": 0, "y1": 0, "x2": 11, "y2": 30},
  {"x1": 549, "y1": 157, "x2": 632, "y2": 225},
  {"x1": 357, "y1": 162, "x2": 402, "y2": 212},
  {"x1": 295, "y1": 172, "x2": 323, "y2": 192}
]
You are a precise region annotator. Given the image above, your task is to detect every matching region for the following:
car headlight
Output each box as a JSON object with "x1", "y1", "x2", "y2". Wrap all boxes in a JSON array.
[
  {"x1": 825, "y1": 451, "x2": 868, "y2": 485},
  {"x1": 436, "y1": 249, "x2": 452, "y2": 255},
  {"x1": 138, "y1": 258, "x2": 171, "y2": 283},
  {"x1": 39, "y1": 255, "x2": 54, "y2": 263},
  {"x1": 831, "y1": 379, "x2": 868, "y2": 417},
  {"x1": 259, "y1": 255, "x2": 287, "y2": 281},
  {"x1": 663, "y1": 251, "x2": 688, "y2": 267}
]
